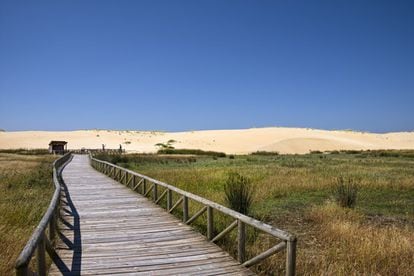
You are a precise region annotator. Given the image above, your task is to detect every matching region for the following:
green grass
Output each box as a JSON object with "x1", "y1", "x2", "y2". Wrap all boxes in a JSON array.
[
  {"x1": 0, "y1": 153, "x2": 56, "y2": 275},
  {"x1": 157, "y1": 148, "x2": 227, "y2": 157},
  {"x1": 112, "y1": 152, "x2": 414, "y2": 219},
  {"x1": 100, "y1": 150, "x2": 414, "y2": 275},
  {"x1": 0, "y1": 149, "x2": 49, "y2": 155}
]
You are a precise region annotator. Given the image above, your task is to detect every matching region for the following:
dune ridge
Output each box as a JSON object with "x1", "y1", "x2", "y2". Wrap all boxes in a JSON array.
[{"x1": 0, "y1": 127, "x2": 413, "y2": 154}]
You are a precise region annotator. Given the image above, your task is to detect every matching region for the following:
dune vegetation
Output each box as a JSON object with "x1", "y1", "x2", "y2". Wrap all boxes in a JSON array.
[
  {"x1": 0, "y1": 152, "x2": 56, "y2": 275},
  {"x1": 95, "y1": 150, "x2": 414, "y2": 275}
]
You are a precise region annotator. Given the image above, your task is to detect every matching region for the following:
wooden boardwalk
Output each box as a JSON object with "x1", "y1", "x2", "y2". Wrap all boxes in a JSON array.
[{"x1": 49, "y1": 155, "x2": 254, "y2": 275}]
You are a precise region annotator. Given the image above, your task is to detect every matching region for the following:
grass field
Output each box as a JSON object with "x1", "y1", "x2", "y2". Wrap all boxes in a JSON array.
[
  {"x1": 96, "y1": 150, "x2": 414, "y2": 275},
  {"x1": 0, "y1": 153, "x2": 56, "y2": 275}
]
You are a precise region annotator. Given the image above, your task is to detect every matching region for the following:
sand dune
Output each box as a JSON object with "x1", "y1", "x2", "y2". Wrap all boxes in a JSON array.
[{"x1": 0, "y1": 127, "x2": 413, "y2": 154}]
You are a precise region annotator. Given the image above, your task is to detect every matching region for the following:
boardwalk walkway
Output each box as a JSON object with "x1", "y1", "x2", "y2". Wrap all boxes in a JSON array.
[{"x1": 49, "y1": 155, "x2": 254, "y2": 275}]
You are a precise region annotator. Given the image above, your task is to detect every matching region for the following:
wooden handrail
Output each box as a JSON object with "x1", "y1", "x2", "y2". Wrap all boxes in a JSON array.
[
  {"x1": 15, "y1": 152, "x2": 72, "y2": 276},
  {"x1": 90, "y1": 155, "x2": 297, "y2": 275}
]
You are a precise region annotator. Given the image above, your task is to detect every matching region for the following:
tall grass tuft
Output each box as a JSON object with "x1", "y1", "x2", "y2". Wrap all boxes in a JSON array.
[
  {"x1": 224, "y1": 172, "x2": 254, "y2": 215},
  {"x1": 333, "y1": 176, "x2": 358, "y2": 208}
]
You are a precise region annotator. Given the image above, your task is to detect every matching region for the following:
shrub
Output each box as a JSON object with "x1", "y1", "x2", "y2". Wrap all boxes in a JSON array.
[
  {"x1": 155, "y1": 140, "x2": 176, "y2": 150},
  {"x1": 333, "y1": 176, "x2": 358, "y2": 208},
  {"x1": 0, "y1": 149, "x2": 49, "y2": 155},
  {"x1": 157, "y1": 148, "x2": 226, "y2": 158},
  {"x1": 228, "y1": 155, "x2": 235, "y2": 159},
  {"x1": 224, "y1": 172, "x2": 254, "y2": 215},
  {"x1": 250, "y1": 151, "x2": 279, "y2": 156},
  {"x1": 155, "y1": 143, "x2": 174, "y2": 150},
  {"x1": 340, "y1": 150, "x2": 362, "y2": 154}
]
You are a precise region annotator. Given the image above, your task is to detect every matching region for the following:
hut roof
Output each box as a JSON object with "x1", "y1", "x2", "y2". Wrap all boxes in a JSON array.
[{"x1": 49, "y1": 140, "x2": 68, "y2": 145}]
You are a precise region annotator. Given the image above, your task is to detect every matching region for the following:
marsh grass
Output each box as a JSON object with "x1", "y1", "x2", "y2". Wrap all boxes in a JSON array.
[
  {"x1": 224, "y1": 172, "x2": 254, "y2": 215},
  {"x1": 98, "y1": 151, "x2": 414, "y2": 275},
  {"x1": 0, "y1": 153, "x2": 56, "y2": 275},
  {"x1": 157, "y1": 148, "x2": 226, "y2": 157},
  {"x1": 0, "y1": 149, "x2": 49, "y2": 155},
  {"x1": 333, "y1": 176, "x2": 358, "y2": 208}
]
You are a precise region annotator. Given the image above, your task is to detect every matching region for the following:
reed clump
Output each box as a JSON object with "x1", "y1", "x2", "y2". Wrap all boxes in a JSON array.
[
  {"x1": 333, "y1": 176, "x2": 358, "y2": 208},
  {"x1": 224, "y1": 172, "x2": 254, "y2": 215}
]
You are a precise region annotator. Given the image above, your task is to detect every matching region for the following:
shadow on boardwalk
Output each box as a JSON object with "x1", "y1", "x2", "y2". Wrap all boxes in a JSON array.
[{"x1": 54, "y1": 179, "x2": 82, "y2": 275}]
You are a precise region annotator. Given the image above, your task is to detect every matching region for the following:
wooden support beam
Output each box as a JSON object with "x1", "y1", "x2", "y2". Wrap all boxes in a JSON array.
[
  {"x1": 167, "y1": 189, "x2": 172, "y2": 210},
  {"x1": 243, "y1": 241, "x2": 286, "y2": 267},
  {"x1": 186, "y1": 206, "x2": 207, "y2": 225},
  {"x1": 142, "y1": 179, "x2": 147, "y2": 195},
  {"x1": 183, "y1": 196, "x2": 189, "y2": 222},
  {"x1": 169, "y1": 196, "x2": 183, "y2": 213},
  {"x1": 49, "y1": 210, "x2": 56, "y2": 242},
  {"x1": 37, "y1": 233, "x2": 46, "y2": 276},
  {"x1": 211, "y1": 220, "x2": 238, "y2": 243},
  {"x1": 153, "y1": 183, "x2": 158, "y2": 202},
  {"x1": 286, "y1": 239, "x2": 297, "y2": 276},
  {"x1": 155, "y1": 189, "x2": 168, "y2": 204},
  {"x1": 238, "y1": 220, "x2": 246, "y2": 263},
  {"x1": 132, "y1": 178, "x2": 144, "y2": 191},
  {"x1": 143, "y1": 183, "x2": 154, "y2": 197},
  {"x1": 207, "y1": 206, "x2": 213, "y2": 240}
]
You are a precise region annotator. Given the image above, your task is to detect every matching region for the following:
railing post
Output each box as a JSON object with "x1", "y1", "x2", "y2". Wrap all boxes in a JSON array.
[
  {"x1": 183, "y1": 196, "x2": 188, "y2": 222},
  {"x1": 167, "y1": 189, "x2": 172, "y2": 210},
  {"x1": 286, "y1": 239, "x2": 297, "y2": 276},
  {"x1": 15, "y1": 265, "x2": 28, "y2": 276},
  {"x1": 153, "y1": 183, "x2": 158, "y2": 202},
  {"x1": 238, "y1": 220, "x2": 246, "y2": 263},
  {"x1": 207, "y1": 206, "x2": 213, "y2": 240},
  {"x1": 37, "y1": 233, "x2": 46, "y2": 276},
  {"x1": 49, "y1": 209, "x2": 56, "y2": 242},
  {"x1": 142, "y1": 179, "x2": 147, "y2": 195}
]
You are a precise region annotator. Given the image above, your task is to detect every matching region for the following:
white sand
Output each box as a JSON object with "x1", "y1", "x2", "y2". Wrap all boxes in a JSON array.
[{"x1": 0, "y1": 127, "x2": 413, "y2": 154}]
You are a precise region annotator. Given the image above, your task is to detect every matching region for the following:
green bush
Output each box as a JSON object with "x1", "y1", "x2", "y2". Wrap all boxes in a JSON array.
[
  {"x1": 250, "y1": 151, "x2": 279, "y2": 156},
  {"x1": 157, "y1": 148, "x2": 226, "y2": 157},
  {"x1": 94, "y1": 153, "x2": 196, "y2": 165},
  {"x1": 333, "y1": 176, "x2": 358, "y2": 208},
  {"x1": 0, "y1": 149, "x2": 49, "y2": 155},
  {"x1": 224, "y1": 172, "x2": 254, "y2": 215}
]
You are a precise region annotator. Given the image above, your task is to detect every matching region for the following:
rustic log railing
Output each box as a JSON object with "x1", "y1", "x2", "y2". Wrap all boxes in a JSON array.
[
  {"x1": 15, "y1": 152, "x2": 72, "y2": 276},
  {"x1": 90, "y1": 155, "x2": 297, "y2": 275}
]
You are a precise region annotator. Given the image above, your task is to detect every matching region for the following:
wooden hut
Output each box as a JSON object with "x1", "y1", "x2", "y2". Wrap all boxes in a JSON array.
[{"x1": 48, "y1": 141, "x2": 67, "y2": 154}]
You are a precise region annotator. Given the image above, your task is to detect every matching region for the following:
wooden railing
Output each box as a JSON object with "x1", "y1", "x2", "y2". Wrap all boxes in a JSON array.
[
  {"x1": 71, "y1": 149, "x2": 125, "y2": 154},
  {"x1": 15, "y1": 152, "x2": 72, "y2": 276},
  {"x1": 90, "y1": 155, "x2": 297, "y2": 275}
]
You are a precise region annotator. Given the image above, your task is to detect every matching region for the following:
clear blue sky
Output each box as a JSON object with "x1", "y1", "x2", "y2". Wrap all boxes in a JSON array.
[{"x1": 1, "y1": 1, "x2": 413, "y2": 132}]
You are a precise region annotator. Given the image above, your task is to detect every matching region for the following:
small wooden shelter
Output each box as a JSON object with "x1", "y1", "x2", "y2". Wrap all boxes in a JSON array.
[{"x1": 48, "y1": 141, "x2": 67, "y2": 154}]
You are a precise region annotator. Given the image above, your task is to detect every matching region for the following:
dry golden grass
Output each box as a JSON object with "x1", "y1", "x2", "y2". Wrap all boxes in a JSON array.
[
  {"x1": 103, "y1": 152, "x2": 414, "y2": 275},
  {"x1": 0, "y1": 153, "x2": 56, "y2": 275},
  {"x1": 302, "y1": 202, "x2": 414, "y2": 275}
]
